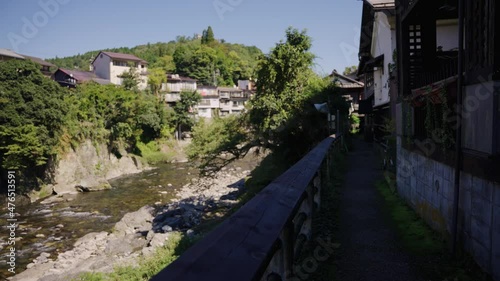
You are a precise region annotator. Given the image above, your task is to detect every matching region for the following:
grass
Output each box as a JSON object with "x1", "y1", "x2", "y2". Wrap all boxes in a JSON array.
[
  {"x1": 136, "y1": 140, "x2": 174, "y2": 165},
  {"x1": 376, "y1": 180, "x2": 445, "y2": 256},
  {"x1": 296, "y1": 150, "x2": 347, "y2": 281},
  {"x1": 376, "y1": 180, "x2": 492, "y2": 281},
  {"x1": 73, "y1": 232, "x2": 199, "y2": 281}
]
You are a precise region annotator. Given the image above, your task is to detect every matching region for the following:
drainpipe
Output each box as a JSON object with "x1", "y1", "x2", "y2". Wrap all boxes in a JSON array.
[{"x1": 451, "y1": 0, "x2": 465, "y2": 255}]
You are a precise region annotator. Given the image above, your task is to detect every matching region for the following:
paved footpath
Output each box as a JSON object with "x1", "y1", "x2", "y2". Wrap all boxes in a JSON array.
[{"x1": 335, "y1": 138, "x2": 424, "y2": 281}]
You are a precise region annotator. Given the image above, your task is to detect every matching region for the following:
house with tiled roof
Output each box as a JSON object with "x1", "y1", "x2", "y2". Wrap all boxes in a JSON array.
[
  {"x1": 162, "y1": 74, "x2": 198, "y2": 104},
  {"x1": 92, "y1": 51, "x2": 148, "y2": 90},
  {"x1": 53, "y1": 68, "x2": 110, "y2": 88},
  {"x1": 0, "y1": 48, "x2": 56, "y2": 77}
]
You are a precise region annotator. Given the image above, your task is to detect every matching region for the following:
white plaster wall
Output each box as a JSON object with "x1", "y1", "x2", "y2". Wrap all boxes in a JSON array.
[
  {"x1": 371, "y1": 12, "x2": 395, "y2": 107},
  {"x1": 436, "y1": 20, "x2": 459, "y2": 51},
  {"x1": 165, "y1": 81, "x2": 197, "y2": 93},
  {"x1": 92, "y1": 54, "x2": 111, "y2": 80}
]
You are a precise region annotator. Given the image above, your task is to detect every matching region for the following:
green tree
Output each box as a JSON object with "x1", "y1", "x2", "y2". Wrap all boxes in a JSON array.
[
  {"x1": 249, "y1": 27, "x2": 316, "y2": 150},
  {"x1": 148, "y1": 68, "x2": 167, "y2": 99},
  {"x1": 173, "y1": 91, "x2": 201, "y2": 139},
  {"x1": 187, "y1": 28, "x2": 347, "y2": 173},
  {"x1": 187, "y1": 115, "x2": 249, "y2": 173},
  {"x1": 0, "y1": 60, "x2": 68, "y2": 190},
  {"x1": 201, "y1": 26, "x2": 215, "y2": 45},
  {"x1": 343, "y1": 65, "x2": 357, "y2": 75},
  {"x1": 151, "y1": 55, "x2": 176, "y2": 73},
  {"x1": 119, "y1": 66, "x2": 140, "y2": 91}
]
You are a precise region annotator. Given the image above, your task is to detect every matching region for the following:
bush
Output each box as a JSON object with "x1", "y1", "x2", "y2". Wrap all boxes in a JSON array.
[{"x1": 135, "y1": 141, "x2": 172, "y2": 164}]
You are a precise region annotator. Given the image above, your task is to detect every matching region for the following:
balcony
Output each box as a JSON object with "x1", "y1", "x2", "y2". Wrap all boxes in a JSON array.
[
  {"x1": 165, "y1": 93, "x2": 181, "y2": 102},
  {"x1": 219, "y1": 92, "x2": 230, "y2": 99},
  {"x1": 410, "y1": 51, "x2": 458, "y2": 90},
  {"x1": 230, "y1": 92, "x2": 247, "y2": 99}
]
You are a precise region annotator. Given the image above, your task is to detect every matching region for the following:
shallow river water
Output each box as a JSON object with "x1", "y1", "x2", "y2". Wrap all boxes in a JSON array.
[{"x1": 0, "y1": 162, "x2": 198, "y2": 279}]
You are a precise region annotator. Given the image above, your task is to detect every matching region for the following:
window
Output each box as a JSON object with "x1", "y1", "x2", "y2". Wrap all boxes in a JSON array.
[{"x1": 113, "y1": 61, "x2": 128, "y2": 67}]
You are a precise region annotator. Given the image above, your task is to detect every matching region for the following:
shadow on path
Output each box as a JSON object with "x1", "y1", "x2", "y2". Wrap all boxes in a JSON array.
[{"x1": 335, "y1": 138, "x2": 424, "y2": 281}]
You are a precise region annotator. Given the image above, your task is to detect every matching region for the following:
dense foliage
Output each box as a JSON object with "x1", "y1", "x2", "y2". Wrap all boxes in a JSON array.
[
  {"x1": 187, "y1": 28, "x2": 350, "y2": 172},
  {"x1": 63, "y1": 83, "x2": 173, "y2": 153},
  {"x1": 0, "y1": 60, "x2": 67, "y2": 184},
  {"x1": 47, "y1": 27, "x2": 262, "y2": 86},
  {"x1": 172, "y1": 90, "x2": 201, "y2": 139},
  {"x1": 0, "y1": 60, "x2": 175, "y2": 193}
]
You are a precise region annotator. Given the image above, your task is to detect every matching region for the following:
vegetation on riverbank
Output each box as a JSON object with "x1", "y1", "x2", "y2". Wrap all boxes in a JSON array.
[
  {"x1": 74, "y1": 232, "x2": 198, "y2": 281},
  {"x1": 0, "y1": 61, "x2": 175, "y2": 193},
  {"x1": 187, "y1": 27, "x2": 350, "y2": 173}
]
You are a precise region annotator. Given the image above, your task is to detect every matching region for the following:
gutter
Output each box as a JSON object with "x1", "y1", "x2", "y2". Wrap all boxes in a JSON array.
[{"x1": 451, "y1": 0, "x2": 464, "y2": 255}]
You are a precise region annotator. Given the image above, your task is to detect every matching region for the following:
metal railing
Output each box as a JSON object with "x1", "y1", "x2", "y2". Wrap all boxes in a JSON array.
[{"x1": 151, "y1": 135, "x2": 343, "y2": 281}]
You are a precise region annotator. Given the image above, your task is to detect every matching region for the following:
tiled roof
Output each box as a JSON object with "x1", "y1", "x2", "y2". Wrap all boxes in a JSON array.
[
  {"x1": 23, "y1": 55, "x2": 56, "y2": 67},
  {"x1": 0, "y1": 48, "x2": 25, "y2": 59},
  {"x1": 218, "y1": 87, "x2": 242, "y2": 92},
  {"x1": 330, "y1": 71, "x2": 364, "y2": 88},
  {"x1": 57, "y1": 68, "x2": 110, "y2": 84},
  {"x1": 100, "y1": 51, "x2": 147, "y2": 63},
  {"x1": 365, "y1": 0, "x2": 395, "y2": 9}
]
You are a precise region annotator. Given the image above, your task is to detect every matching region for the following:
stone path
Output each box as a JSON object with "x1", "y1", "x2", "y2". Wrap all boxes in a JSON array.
[{"x1": 334, "y1": 138, "x2": 424, "y2": 281}]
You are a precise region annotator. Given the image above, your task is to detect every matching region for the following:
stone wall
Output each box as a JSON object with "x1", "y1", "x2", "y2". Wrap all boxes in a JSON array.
[{"x1": 396, "y1": 137, "x2": 500, "y2": 281}]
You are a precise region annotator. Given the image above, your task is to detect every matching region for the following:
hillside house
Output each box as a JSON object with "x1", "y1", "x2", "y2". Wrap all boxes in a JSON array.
[
  {"x1": 196, "y1": 85, "x2": 220, "y2": 118},
  {"x1": 218, "y1": 87, "x2": 249, "y2": 116},
  {"x1": 0, "y1": 48, "x2": 56, "y2": 77},
  {"x1": 162, "y1": 74, "x2": 197, "y2": 104},
  {"x1": 92, "y1": 51, "x2": 148, "y2": 90},
  {"x1": 53, "y1": 68, "x2": 110, "y2": 88},
  {"x1": 357, "y1": 0, "x2": 396, "y2": 141}
]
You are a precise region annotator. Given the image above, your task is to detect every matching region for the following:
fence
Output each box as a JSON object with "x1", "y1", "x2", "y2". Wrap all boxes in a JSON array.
[{"x1": 151, "y1": 134, "x2": 343, "y2": 281}]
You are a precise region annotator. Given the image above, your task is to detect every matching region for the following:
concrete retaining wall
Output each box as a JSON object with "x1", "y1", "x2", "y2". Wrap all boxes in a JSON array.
[{"x1": 396, "y1": 137, "x2": 500, "y2": 280}]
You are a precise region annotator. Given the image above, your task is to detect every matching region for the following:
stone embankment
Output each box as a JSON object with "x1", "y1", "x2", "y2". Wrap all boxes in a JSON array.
[{"x1": 9, "y1": 165, "x2": 253, "y2": 281}]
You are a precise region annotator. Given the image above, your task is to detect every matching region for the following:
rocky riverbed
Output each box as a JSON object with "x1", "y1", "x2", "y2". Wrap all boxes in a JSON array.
[{"x1": 7, "y1": 161, "x2": 257, "y2": 281}]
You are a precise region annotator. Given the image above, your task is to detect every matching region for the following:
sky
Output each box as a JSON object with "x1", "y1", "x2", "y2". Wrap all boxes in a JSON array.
[{"x1": 0, "y1": 0, "x2": 363, "y2": 75}]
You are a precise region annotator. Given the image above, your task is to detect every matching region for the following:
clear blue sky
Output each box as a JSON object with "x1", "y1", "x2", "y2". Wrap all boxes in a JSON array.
[{"x1": 0, "y1": 0, "x2": 362, "y2": 75}]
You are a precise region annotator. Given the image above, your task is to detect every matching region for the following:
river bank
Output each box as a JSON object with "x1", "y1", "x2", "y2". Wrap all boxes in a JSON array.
[{"x1": 7, "y1": 154, "x2": 259, "y2": 281}]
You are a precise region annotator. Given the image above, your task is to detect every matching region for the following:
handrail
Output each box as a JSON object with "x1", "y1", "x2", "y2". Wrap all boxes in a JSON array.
[{"x1": 151, "y1": 134, "x2": 342, "y2": 281}]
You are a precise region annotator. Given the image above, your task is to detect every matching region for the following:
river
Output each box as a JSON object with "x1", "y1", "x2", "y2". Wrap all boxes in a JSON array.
[{"x1": 0, "y1": 162, "x2": 198, "y2": 280}]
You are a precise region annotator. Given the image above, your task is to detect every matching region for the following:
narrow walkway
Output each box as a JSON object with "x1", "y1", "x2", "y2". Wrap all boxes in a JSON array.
[{"x1": 335, "y1": 138, "x2": 423, "y2": 281}]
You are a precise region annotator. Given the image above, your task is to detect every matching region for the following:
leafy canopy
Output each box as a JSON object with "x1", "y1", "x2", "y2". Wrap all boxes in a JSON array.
[{"x1": 0, "y1": 60, "x2": 67, "y2": 171}]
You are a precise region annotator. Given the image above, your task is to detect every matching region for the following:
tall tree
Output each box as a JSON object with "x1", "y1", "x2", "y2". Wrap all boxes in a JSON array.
[
  {"x1": 202, "y1": 26, "x2": 215, "y2": 45},
  {"x1": 343, "y1": 65, "x2": 357, "y2": 75},
  {"x1": 148, "y1": 68, "x2": 167, "y2": 99},
  {"x1": 206, "y1": 26, "x2": 215, "y2": 44},
  {"x1": 0, "y1": 60, "x2": 68, "y2": 190},
  {"x1": 249, "y1": 27, "x2": 315, "y2": 149},
  {"x1": 119, "y1": 66, "x2": 140, "y2": 92},
  {"x1": 173, "y1": 90, "x2": 201, "y2": 139}
]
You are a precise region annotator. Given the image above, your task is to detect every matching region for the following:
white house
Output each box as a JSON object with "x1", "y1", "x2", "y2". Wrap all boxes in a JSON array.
[
  {"x1": 218, "y1": 87, "x2": 249, "y2": 116},
  {"x1": 196, "y1": 85, "x2": 220, "y2": 118},
  {"x1": 92, "y1": 51, "x2": 148, "y2": 90},
  {"x1": 357, "y1": 0, "x2": 396, "y2": 141},
  {"x1": 367, "y1": 0, "x2": 396, "y2": 109}
]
